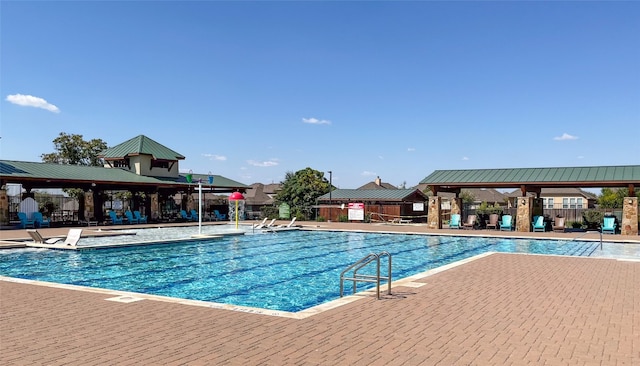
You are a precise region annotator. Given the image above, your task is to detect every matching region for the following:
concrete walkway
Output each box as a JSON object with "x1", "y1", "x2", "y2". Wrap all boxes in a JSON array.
[{"x1": 1, "y1": 222, "x2": 639, "y2": 365}]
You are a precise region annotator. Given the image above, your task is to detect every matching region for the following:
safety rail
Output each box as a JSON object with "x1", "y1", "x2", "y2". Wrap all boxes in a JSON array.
[
  {"x1": 571, "y1": 230, "x2": 603, "y2": 250},
  {"x1": 340, "y1": 251, "x2": 392, "y2": 299}
]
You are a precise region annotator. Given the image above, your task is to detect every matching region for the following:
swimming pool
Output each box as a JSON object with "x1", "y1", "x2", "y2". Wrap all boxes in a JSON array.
[{"x1": 0, "y1": 230, "x2": 611, "y2": 312}]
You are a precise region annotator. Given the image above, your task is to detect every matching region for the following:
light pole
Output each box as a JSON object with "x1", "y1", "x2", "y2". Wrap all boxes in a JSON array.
[{"x1": 328, "y1": 171, "x2": 332, "y2": 222}]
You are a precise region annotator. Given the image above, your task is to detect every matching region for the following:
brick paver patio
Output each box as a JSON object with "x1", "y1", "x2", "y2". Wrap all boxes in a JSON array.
[{"x1": 1, "y1": 223, "x2": 639, "y2": 365}]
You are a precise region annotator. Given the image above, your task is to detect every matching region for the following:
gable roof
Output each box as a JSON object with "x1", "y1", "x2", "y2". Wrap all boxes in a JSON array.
[
  {"x1": 436, "y1": 188, "x2": 508, "y2": 203},
  {"x1": 99, "y1": 135, "x2": 185, "y2": 161},
  {"x1": 421, "y1": 165, "x2": 640, "y2": 190},
  {"x1": 317, "y1": 188, "x2": 427, "y2": 202},
  {"x1": 505, "y1": 187, "x2": 598, "y2": 199},
  {"x1": 357, "y1": 181, "x2": 398, "y2": 190},
  {"x1": 244, "y1": 183, "x2": 275, "y2": 205}
]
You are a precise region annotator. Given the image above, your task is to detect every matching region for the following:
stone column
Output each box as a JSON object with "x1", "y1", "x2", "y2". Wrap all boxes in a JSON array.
[
  {"x1": 150, "y1": 193, "x2": 159, "y2": 221},
  {"x1": 516, "y1": 196, "x2": 532, "y2": 232},
  {"x1": 0, "y1": 188, "x2": 8, "y2": 225},
  {"x1": 621, "y1": 197, "x2": 638, "y2": 236},
  {"x1": 450, "y1": 198, "x2": 461, "y2": 216},
  {"x1": 427, "y1": 196, "x2": 442, "y2": 229},
  {"x1": 84, "y1": 191, "x2": 94, "y2": 222}
]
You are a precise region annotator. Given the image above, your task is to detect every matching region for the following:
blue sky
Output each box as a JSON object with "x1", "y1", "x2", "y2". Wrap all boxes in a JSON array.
[{"x1": 2, "y1": 1, "x2": 639, "y2": 189}]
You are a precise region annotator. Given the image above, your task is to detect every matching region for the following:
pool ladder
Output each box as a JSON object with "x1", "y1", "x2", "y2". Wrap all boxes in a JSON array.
[{"x1": 340, "y1": 251, "x2": 392, "y2": 300}]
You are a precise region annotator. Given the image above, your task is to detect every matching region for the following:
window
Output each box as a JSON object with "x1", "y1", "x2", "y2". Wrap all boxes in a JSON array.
[
  {"x1": 545, "y1": 198, "x2": 554, "y2": 209},
  {"x1": 563, "y1": 198, "x2": 569, "y2": 209},
  {"x1": 151, "y1": 160, "x2": 170, "y2": 169},
  {"x1": 577, "y1": 198, "x2": 583, "y2": 208},
  {"x1": 569, "y1": 198, "x2": 577, "y2": 209}
]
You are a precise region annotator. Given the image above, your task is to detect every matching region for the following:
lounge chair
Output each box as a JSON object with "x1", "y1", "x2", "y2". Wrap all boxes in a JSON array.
[
  {"x1": 33, "y1": 212, "x2": 51, "y2": 228},
  {"x1": 462, "y1": 215, "x2": 477, "y2": 230},
  {"x1": 277, "y1": 217, "x2": 297, "y2": 228},
  {"x1": 134, "y1": 210, "x2": 148, "y2": 224},
  {"x1": 256, "y1": 218, "x2": 276, "y2": 229},
  {"x1": 109, "y1": 211, "x2": 124, "y2": 224},
  {"x1": 601, "y1": 216, "x2": 617, "y2": 234},
  {"x1": 124, "y1": 210, "x2": 139, "y2": 224},
  {"x1": 449, "y1": 214, "x2": 461, "y2": 229},
  {"x1": 27, "y1": 228, "x2": 82, "y2": 246},
  {"x1": 552, "y1": 217, "x2": 566, "y2": 233},
  {"x1": 532, "y1": 215, "x2": 545, "y2": 232},
  {"x1": 253, "y1": 218, "x2": 268, "y2": 228},
  {"x1": 214, "y1": 210, "x2": 227, "y2": 220},
  {"x1": 499, "y1": 215, "x2": 513, "y2": 231},
  {"x1": 485, "y1": 214, "x2": 499, "y2": 230},
  {"x1": 27, "y1": 229, "x2": 63, "y2": 244},
  {"x1": 17, "y1": 212, "x2": 36, "y2": 229}
]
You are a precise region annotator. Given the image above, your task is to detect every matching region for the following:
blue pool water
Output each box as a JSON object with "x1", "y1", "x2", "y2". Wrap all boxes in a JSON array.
[{"x1": 0, "y1": 230, "x2": 605, "y2": 312}]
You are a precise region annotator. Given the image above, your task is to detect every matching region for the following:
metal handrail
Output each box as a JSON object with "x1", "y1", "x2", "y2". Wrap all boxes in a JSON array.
[
  {"x1": 340, "y1": 252, "x2": 392, "y2": 299},
  {"x1": 571, "y1": 230, "x2": 603, "y2": 250}
]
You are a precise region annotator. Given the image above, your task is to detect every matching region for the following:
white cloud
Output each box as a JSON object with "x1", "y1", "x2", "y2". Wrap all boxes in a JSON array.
[
  {"x1": 202, "y1": 153, "x2": 227, "y2": 161},
  {"x1": 302, "y1": 117, "x2": 331, "y2": 125},
  {"x1": 462, "y1": 156, "x2": 469, "y2": 161},
  {"x1": 5, "y1": 93, "x2": 60, "y2": 113},
  {"x1": 247, "y1": 159, "x2": 279, "y2": 167},
  {"x1": 553, "y1": 133, "x2": 578, "y2": 141},
  {"x1": 407, "y1": 147, "x2": 416, "y2": 152},
  {"x1": 361, "y1": 171, "x2": 377, "y2": 176}
]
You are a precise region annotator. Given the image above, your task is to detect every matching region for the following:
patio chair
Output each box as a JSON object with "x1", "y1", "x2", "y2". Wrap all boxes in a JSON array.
[
  {"x1": 277, "y1": 217, "x2": 297, "y2": 228},
  {"x1": 17, "y1": 212, "x2": 36, "y2": 229},
  {"x1": 462, "y1": 215, "x2": 477, "y2": 230},
  {"x1": 27, "y1": 229, "x2": 63, "y2": 244},
  {"x1": 33, "y1": 212, "x2": 51, "y2": 228},
  {"x1": 485, "y1": 214, "x2": 499, "y2": 230},
  {"x1": 109, "y1": 211, "x2": 124, "y2": 224},
  {"x1": 552, "y1": 217, "x2": 566, "y2": 233},
  {"x1": 253, "y1": 218, "x2": 268, "y2": 228},
  {"x1": 134, "y1": 210, "x2": 148, "y2": 224},
  {"x1": 532, "y1": 215, "x2": 545, "y2": 232},
  {"x1": 601, "y1": 216, "x2": 617, "y2": 234},
  {"x1": 190, "y1": 209, "x2": 199, "y2": 222},
  {"x1": 214, "y1": 210, "x2": 227, "y2": 220},
  {"x1": 449, "y1": 214, "x2": 461, "y2": 229},
  {"x1": 499, "y1": 215, "x2": 513, "y2": 231},
  {"x1": 180, "y1": 209, "x2": 193, "y2": 221},
  {"x1": 256, "y1": 218, "x2": 276, "y2": 229},
  {"x1": 124, "y1": 210, "x2": 139, "y2": 224}
]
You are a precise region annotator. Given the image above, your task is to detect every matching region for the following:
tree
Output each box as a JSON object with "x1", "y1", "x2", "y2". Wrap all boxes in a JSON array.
[
  {"x1": 41, "y1": 132, "x2": 108, "y2": 202},
  {"x1": 41, "y1": 132, "x2": 107, "y2": 166},
  {"x1": 597, "y1": 188, "x2": 639, "y2": 209},
  {"x1": 274, "y1": 167, "x2": 331, "y2": 220}
]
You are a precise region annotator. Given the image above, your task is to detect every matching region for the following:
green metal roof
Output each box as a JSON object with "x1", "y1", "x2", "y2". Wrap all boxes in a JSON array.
[
  {"x1": 0, "y1": 160, "x2": 248, "y2": 190},
  {"x1": 99, "y1": 135, "x2": 185, "y2": 160},
  {"x1": 420, "y1": 165, "x2": 640, "y2": 188},
  {"x1": 317, "y1": 189, "x2": 427, "y2": 202}
]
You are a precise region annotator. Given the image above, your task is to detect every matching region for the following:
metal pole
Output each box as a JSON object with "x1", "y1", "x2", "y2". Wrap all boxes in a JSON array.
[
  {"x1": 198, "y1": 180, "x2": 202, "y2": 234},
  {"x1": 328, "y1": 170, "x2": 332, "y2": 222}
]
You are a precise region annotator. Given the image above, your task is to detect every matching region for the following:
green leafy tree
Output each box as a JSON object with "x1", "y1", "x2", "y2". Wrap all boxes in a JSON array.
[
  {"x1": 41, "y1": 132, "x2": 107, "y2": 166},
  {"x1": 460, "y1": 190, "x2": 476, "y2": 204},
  {"x1": 41, "y1": 132, "x2": 108, "y2": 202},
  {"x1": 274, "y1": 167, "x2": 331, "y2": 220},
  {"x1": 597, "y1": 188, "x2": 638, "y2": 209}
]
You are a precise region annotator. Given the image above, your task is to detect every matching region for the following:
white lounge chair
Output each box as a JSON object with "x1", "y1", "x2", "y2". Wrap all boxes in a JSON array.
[
  {"x1": 27, "y1": 229, "x2": 64, "y2": 244},
  {"x1": 256, "y1": 219, "x2": 276, "y2": 229},
  {"x1": 253, "y1": 218, "x2": 268, "y2": 228},
  {"x1": 277, "y1": 217, "x2": 297, "y2": 228}
]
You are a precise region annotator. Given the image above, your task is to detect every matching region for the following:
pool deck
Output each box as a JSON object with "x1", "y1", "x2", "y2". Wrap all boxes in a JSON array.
[{"x1": 1, "y1": 221, "x2": 639, "y2": 365}]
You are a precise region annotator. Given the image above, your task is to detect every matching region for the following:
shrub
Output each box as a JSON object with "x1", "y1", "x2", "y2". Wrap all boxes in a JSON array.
[
  {"x1": 316, "y1": 215, "x2": 326, "y2": 222},
  {"x1": 582, "y1": 210, "x2": 604, "y2": 230},
  {"x1": 338, "y1": 214, "x2": 349, "y2": 222}
]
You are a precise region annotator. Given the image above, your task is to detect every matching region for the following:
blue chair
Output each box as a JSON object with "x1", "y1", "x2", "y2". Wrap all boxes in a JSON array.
[
  {"x1": 124, "y1": 210, "x2": 139, "y2": 224},
  {"x1": 134, "y1": 210, "x2": 147, "y2": 224},
  {"x1": 449, "y1": 214, "x2": 461, "y2": 229},
  {"x1": 499, "y1": 215, "x2": 513, "y2": 231},
  {"x1": 109, "y1": 211, "x2": 123, "y2": 224},
  {"x1": 180, "y1": 210, "x2": 194, "y2": 221},
  {"x1": 214, "y1": 210, "x2": 227, "y2": 220},
  {"x1": 601, "y1": 216, "x2": 617, "y2": 234},
  {"x1": 190, "y1": 209, "x2": 199, "y2": 222},
  {"x1": 532, "y1": 215, "x2": 545, "y2": 232},
  {"x1": 33, "y1": 212, "x2": 51, "y2": 228},
  {"x1": 17, "y1": 212, "x2": 36, "y2": 229}
]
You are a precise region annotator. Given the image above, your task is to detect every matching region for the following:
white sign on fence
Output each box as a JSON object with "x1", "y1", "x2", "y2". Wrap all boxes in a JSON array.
[{"x1": 348, "y1": 202, "x2": 365, "y2": 221}]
